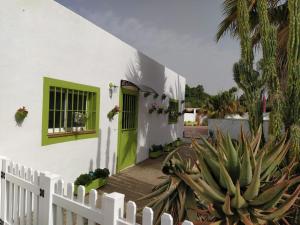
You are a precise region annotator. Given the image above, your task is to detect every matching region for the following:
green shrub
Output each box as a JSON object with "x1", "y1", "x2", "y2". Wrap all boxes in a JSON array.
[
  {"x1": 150, "y1": 144, "x2": 163, "y2": 152},
  {"x1": 94, "y1": 168, "x2": 110, "y2": 179},
  {"x1": 74, "y1": 174, "x2": 93, "y2": 186}
]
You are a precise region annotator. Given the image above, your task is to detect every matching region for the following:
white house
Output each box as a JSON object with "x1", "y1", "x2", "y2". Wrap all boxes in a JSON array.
[{"x1": 0, "y1": 0, "x2": 186, "y2": 182}]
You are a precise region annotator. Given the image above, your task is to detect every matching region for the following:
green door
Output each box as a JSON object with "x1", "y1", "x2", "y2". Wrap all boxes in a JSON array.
[{"x1": 117, "y1": 88, "x2": 139, "y2": 172}]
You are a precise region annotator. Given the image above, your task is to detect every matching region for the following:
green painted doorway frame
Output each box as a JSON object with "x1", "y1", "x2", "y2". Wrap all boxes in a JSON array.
[{"x1": 117, "y1": 87, "x2": 139, "y2": 172}]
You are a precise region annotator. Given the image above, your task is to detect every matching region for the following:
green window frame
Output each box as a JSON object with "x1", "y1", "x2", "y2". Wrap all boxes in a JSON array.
[
  {"x1": 168, "y1": 99, "x2": 179, "y2": 124},
  {"x1": 42, "y1": 77, "x2": 100, "y2": 146}
]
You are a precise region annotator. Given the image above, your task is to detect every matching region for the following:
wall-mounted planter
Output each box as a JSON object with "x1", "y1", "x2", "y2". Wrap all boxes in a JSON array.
[
  {"x1": 153, "y1": 93, "x2": 159, "y2": 99},
  {"x1": 74, "y1": 178, "x2": 107, "y2": 195},
  {"x1": 149, "y1": 103, "x2": 158, "y2": 114},
  {"x1": 109, "y1": 82, "x2": 118, "y2": 98},
  {"x1": 15, "y1": 106, "x2": 28, "y2": 126},
  {"x1": 163, "y1": 144, "x2": 174, "y2": 152},
  {"x1": 144, "y1": 92, "x2": 151, "y2": 98},
  {"x1": 107, "y1": 106, "x2": 120, "y2": 121},
  {"x1": 157, "y1": 107, "x2": 164, "y2": 114}
]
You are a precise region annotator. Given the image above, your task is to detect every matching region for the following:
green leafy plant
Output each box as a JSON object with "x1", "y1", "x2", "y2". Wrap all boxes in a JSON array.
[
  {"x1": 74, "y1": 174, "x2": 93, "y2": 186},
  {"x1": 139, "y1": 127, "x2": 300, "y2": 224},
  {"x1": 107, "y1": 106, "x2": 120, "y2": 121},
  {"x1": 150, "y1": 144, "x2": 164, "y2": 152},
  {"x1": 109, "y1": 82, "x2": 117, "y2": 89},
  {"x1": 15, "y1": 106, "x2": 28, "y2": 126},
  {"x1": 93, "y1": 168, "x2": 110, "y2": 179}
]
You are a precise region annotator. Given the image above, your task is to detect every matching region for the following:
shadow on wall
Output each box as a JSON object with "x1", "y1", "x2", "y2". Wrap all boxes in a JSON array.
[{"x1": 125, "y1": 51, "x2": 180, "y2": 161}]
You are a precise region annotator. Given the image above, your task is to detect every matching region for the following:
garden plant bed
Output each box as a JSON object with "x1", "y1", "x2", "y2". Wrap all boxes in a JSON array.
[{"x1": 74, "y1": 178, "x2": 107, "y2": 195}]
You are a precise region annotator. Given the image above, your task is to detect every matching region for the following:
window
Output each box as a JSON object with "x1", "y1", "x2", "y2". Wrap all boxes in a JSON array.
[
  {"x1": 42, "y1": 77, "x2": 100, "y2": 146},
  {"x1": 168, "y1": 99, "x2": 179, "y2": 124},
  {"x1": 121, "y1": 93, "x2": 137, "y2": 130}
]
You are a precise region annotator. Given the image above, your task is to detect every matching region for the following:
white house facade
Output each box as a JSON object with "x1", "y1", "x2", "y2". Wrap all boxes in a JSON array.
[{"x1": 0, "y1": 0, "x2": 186, "y2": 182}]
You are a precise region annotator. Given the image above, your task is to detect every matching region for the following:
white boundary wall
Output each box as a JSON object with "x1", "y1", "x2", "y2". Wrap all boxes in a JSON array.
[
  {"x1": 208, "y1": 118, "x2": 270, "y2": 140},
  {"x1": 0, "y1": 0, "x2": 186, "y2": 182},
  {"x1": 0, "y1": 157, "x2": 193, "y2": 225}
]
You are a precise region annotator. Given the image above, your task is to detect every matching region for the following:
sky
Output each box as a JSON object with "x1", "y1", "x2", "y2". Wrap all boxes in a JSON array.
[{"x1": 56, "y1": 0, "x2": 241, "y2": 94}]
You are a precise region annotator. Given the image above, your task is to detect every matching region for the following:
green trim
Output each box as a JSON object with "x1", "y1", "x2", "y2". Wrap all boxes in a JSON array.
[
  {"x1": 168, "y1": 99, "x2": 179, "y2": 124},
  {"x1": 117, "y1": 87, "x2": 139, "y2": 172},
  {"x1": 42, "y1": 77, "x2": 100, "y2": 146}
]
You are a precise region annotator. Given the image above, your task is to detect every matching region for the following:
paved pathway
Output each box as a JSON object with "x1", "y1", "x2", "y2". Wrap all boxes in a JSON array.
[
  {"x1": 96, "y1": 144, "x2": 196, "y2": 222},
  {"x1": 183, "y1": 126, "x2": 208, "y2": 138},
  {"x1": 98, "y1": 155, "x2": 167, "y2": 208}
]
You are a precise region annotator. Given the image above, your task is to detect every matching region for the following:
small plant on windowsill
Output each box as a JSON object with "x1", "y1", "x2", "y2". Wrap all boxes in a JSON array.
[
  {"x1": 148, "y1": 103, "x2": 157, "y2": 114},
  {"x1": 107, "y1": 106, "x2": 120, "y2": 121},
  {"x1": 153, "y1": 93, "x2": 159, "y2": 99},
  {"x1": 157, "y1": 106, "x2": 164, "y2": 114},
  {"x1": 74, "y1": 112, "x2": 88, "y2": 132},
  {"x1": 161, "y1": 94, "x2": 167, "y2": 100},
  {"x1": 15, "y1": 106, "x2": 28, "y2": 126},
  {"x1": 144, "y1": 92, "x2": 151, "y2": 98}
]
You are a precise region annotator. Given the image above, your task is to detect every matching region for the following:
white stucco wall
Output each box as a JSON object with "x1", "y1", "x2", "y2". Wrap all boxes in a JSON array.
[{"x1": 0, "y1": 0, "x2": 185, "y2": 182}]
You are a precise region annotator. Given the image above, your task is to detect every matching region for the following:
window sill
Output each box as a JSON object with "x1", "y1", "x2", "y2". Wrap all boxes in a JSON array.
[{"x1": 48, "y1": 130, "x2": 96, "y2": 138}]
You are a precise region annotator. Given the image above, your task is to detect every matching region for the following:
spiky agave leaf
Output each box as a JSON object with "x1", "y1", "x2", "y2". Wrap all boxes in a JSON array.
[{"x1": 141, "y1": 126, "x2": 300, "y2": 224}]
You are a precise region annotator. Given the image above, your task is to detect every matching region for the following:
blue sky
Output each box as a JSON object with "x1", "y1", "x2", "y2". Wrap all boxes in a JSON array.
[{"x1": 56, "y1": 0, "x2": 240, "y2": 94}]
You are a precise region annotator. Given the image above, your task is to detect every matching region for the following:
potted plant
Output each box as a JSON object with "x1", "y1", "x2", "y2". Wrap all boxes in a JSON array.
[
  {"x1": 149, "y1": 103, "x2": 157, "y2": 114},
  {"x1": 149, "y1": 144, "x2": 163, "y2": 158},
  {"x1": 157, "y1": 106, "x2": 164, "y2": 114},
  {"x1": 163, "y1": 143, "x2": 174, "y2": 152},
  {"x1": 74, "y1": 112, "x2": 88, "y2": 132},
  {"x1": 74, "y1": 168, "x2": 110, "y2": 194},
  {"x1": 173, "y1": 138, "x2": 183, "y2": 147},
  {"x1": 164, "y1": 107, "x2": 171, "y2": 114},
  {"x1": 15, "y1": 106, "x2": 28, "y2": 126},
  {"x1": 107, "y1": 106, "x2": 120, "y2": 121},
  {"x1": 109, "y1": 82, "x2": 118, "y2": 98}
]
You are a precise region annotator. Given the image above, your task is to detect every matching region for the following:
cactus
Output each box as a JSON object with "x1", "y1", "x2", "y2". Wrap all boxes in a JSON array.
[
  {"x1": 257, "y1": 0, "x2": 283, "y2": 141},
  {"x1": 234, "y1": 0, "x2": 265, "y2": 135},
  {"x1": 285, "y1": 0, "x2": 300, "y2": 159}
]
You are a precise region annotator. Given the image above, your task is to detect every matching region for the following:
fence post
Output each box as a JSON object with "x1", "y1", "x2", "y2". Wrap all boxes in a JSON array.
[
  {"x1": 102, "y1": 192, "x2": 125, "y2": 225},
  {"x1": 38, "y1": 172, "x2": 60, "y2": 225},
  {"x1": 0, "y1": 157, "x2": 8, "y2": 223}
]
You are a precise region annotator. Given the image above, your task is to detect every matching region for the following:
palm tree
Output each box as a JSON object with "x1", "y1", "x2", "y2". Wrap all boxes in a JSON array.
[{"x1": 217, "y1": 0, "x2": 288, "y2": 88}]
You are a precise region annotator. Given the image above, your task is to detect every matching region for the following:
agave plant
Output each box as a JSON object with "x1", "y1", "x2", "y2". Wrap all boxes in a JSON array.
[{"x1": 139, "y1": 127, "x2": 300, "y2": 225}]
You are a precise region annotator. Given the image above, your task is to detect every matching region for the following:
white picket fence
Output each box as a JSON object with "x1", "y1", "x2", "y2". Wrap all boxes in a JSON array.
[{"x1": 0, "y1": 157, "x2": 193, "y2": 225}]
